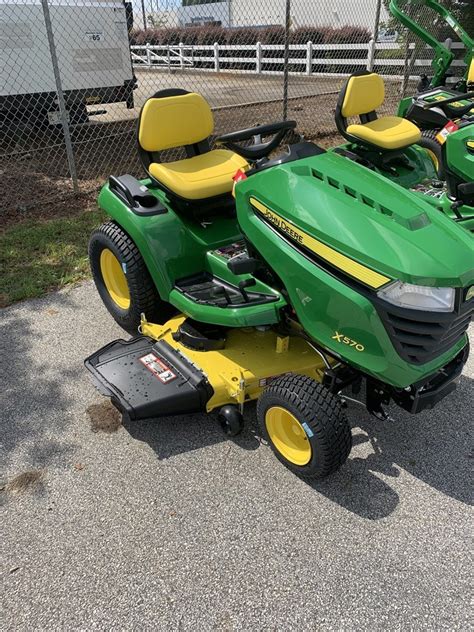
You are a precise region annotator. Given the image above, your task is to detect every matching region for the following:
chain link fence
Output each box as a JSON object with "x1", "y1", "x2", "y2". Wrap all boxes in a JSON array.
[{"x1": 1, "y1": 0, "x2": 471, "y2": 217}]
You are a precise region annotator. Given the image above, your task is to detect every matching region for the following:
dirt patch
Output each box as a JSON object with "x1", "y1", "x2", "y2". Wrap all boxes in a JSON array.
[
  {"x1": 87, "y1": 400, "x2": 122, "y2": 433},
  {"x1": 5, "y1": 470, "x2": 44, "y2": 494},
  {"x1": 0, "y1": 163, "x2": 99, "y2": 231}
]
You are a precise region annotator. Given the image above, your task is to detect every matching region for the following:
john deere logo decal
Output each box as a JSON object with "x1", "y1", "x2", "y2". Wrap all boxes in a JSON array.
[
  {"x1": 249, "y1": 196, "x2": 391, "y2": 289},
  {"x1": 466, "y1": 286, "x2": 474, "y2": 302}
]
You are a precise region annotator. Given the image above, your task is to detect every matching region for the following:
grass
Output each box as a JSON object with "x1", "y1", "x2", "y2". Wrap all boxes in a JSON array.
[{"x1": 0, "y1": 207, "x2": 106, "y2": 307}]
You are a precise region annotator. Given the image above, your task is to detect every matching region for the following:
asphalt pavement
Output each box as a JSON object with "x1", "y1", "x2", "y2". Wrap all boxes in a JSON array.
[
  {"x1": 94, "y1": 71, "x2": 344, "y2": 122},
  {"x1": 1, "y1": 280, "x2": 472, "y2": 630}
]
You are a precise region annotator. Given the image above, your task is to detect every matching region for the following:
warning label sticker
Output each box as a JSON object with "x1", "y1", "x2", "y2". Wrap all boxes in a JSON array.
[
  {"x1": 139, "y1": 353, "x2": 177, "y2": 383},
  {"x1": 259, "y1": 372, "x2": 288, "y2": 387},
  {"x1": 436, "y1": 120, "x2": 459, "y2": 145}
]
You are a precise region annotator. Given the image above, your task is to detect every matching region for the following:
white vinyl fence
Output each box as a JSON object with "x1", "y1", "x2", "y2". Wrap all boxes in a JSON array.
[{"x1": 131, "y1": 41, "x2": 467, "y2": 79}]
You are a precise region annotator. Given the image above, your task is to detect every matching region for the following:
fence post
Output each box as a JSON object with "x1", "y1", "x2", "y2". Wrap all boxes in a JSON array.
[
  {"x1": 368, "y1": 0, "x2": 381, "y2": 72},
  {"x1": 367, "y1": 38, "x2": 376, "y2": 71},
  {"x1": 282, "y1": 0, "x2": 291, "y2": 120},
  {"x1": 214, "y1": 42, "x2": 220, "y2": 72},
  {"x1": 179, "y1": 42, "x2": 184, "y2": 70},
  {"x1": 401, "y1": 40, "x2": 419, "y2": 97},
  {"x1": 40, "y1": 0, "x2": 78, "y2": 193},
  {"x1": 146, "y1": 42, "x2": 151, "y2": 67},
  {"x1": 256, "y1": 41, "x2": 262, "y2": 74},
  {"x1": 306, "y1": 41, "x2": 313, "y2": 76}
]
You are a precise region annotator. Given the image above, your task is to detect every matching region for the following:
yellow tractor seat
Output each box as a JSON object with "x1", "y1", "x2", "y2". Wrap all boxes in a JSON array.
[
  {"x1": 335, "y1": 71, "x2": 421, "y2": 151},
  {"x1": 137, "y1": 89, "x2": 248, "y2": 201},
  {"x1": 149, "y1": 149, "x2": 247, "y2": 201},
  {"x1": 347, "y1": 116, "x2": 421, "y2": 151}
]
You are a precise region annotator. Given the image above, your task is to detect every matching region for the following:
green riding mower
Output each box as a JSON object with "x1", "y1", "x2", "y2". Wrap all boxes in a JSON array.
[
  {"x1": 334, "y1": 70, "x2": 474, "y2": 231},
  {"x1": 85, "y1": 87, "x2": 473, "y2": 480},
  {"x1": 389, "y1": 0, "x2": 474, "y2": 178}
]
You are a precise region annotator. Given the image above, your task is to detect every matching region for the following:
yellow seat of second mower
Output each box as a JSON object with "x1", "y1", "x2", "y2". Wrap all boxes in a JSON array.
[
  {"x1": 347, "y1": 116, "x2": 421, "y2": 150},
  {"x1": 149, "y1": 149, "x2": 248, "y2": 200}
]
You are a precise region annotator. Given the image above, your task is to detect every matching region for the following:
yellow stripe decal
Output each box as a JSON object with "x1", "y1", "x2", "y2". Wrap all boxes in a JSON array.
[{"x1": 250, "y1": 197, "x2": 391, "y2": 289}]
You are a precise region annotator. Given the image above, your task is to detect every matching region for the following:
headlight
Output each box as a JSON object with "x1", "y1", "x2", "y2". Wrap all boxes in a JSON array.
[{"x1": 377, "y1": 281, "x2": 455, "y2": 312}]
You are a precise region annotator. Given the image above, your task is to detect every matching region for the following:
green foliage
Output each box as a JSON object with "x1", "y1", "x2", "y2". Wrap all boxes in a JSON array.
[
  {"x1": 383, "y1": 0, "x2": 474, "y2": 40},
  {"x1": 183, "y1": 0, "x2": 224, "y2": 5},
  {"x1": 0, "y1": 208, "x2": 106, "y2": 306},
  {"x1": 130, "y1": 25, "x2": 371, "y2": 46}
]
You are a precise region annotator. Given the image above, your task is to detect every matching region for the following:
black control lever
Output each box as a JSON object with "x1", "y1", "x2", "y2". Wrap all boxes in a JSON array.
[
  {"x1": 238, "y1": 278, "x2": 256, "y2": 303},
  {"x1": 210, "y1": 285, "x2": 232, "y2": 305}
]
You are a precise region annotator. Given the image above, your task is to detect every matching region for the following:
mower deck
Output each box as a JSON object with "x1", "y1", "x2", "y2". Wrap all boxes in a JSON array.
[{"x1": 85, "y1": 314, "x2": 328, "y2": 420}]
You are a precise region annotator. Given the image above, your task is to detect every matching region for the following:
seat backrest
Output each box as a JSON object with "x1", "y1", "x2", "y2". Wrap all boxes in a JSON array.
[
  {"x1": 340, "y1": 72, "x2": 385, "y2": 117},
  {"x1": 468, "y1": 59, "x2": 474, "y2": 86},
  {"x1": 138, "y1": 91, "x2": 214, "y2": 152}
]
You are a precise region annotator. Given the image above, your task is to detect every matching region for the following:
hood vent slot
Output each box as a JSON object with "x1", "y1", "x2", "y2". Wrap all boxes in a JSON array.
[
  {"x1": 344, "y1": 186, "x2": 357, "y2": 199},
  {"x1": 310, "y1": 164, "x2": 430, "y2": 230}
]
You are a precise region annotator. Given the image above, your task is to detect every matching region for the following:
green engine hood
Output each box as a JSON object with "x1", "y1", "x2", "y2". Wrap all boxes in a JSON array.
[{"x1": 238, "y1": 152, "x2": 473, "y2": 288}]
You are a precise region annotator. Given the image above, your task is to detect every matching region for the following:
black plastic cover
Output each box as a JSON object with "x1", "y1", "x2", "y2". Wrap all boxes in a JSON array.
[
  {"x1": 392, "y1": 344, "x2": 468, "y2": 414},
  {"x1": 85, "y1": 337, "x2": 212, "y2": 420},
  {"x1": 109, "y1": 175, "x2": 167, "y2": 216}
]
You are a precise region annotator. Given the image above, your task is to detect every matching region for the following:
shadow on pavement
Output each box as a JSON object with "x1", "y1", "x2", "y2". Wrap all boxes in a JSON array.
[
  {"x1": 1, "y1": 294, "x2": 80, "y2": 475},
  {"x1": 122, "y1": 373, "x2": 472, "y2": 520},
  {"x1": 122, "y1": 403, "x2": 260, "y2": 460}
]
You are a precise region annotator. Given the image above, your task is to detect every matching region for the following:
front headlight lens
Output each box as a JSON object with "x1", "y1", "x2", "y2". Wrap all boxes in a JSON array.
[{"x1": 377, "y1": 281, "x2": 455, "y2": 312}]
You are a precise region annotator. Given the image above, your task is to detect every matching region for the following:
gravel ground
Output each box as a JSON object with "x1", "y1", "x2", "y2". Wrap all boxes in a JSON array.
[{"x1": 1, "y1": 280, "x2": 473, "y2": 630}]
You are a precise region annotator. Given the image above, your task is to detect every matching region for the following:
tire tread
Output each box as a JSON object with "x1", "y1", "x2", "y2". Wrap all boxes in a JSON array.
[{"x1": 257, "y1": 373, "x2": 352, "y2": 479}]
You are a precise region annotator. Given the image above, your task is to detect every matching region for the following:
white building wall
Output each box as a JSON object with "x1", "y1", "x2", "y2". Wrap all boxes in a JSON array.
[
  {"x1": 177, "y1": 2, "x2": 231, "y2": 27},
  {"x1": 231, "y1": 0, "x2": 388, "y2": 31}
]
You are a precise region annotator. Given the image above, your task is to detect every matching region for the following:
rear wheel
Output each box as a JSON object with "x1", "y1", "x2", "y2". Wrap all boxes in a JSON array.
[
  {"x1": 257, "y1": 374, "x2": 352, "y2": 479},
  {"x1": 89, "y1": 221, "x2": 174, "y2": 334}
]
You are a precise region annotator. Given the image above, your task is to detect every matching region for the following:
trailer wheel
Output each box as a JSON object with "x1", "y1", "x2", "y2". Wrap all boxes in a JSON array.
[
  {"x1": 257, "y1": 374, "x2": 352, "y2": 479},
  {"x1": 417, "y1": 130, "x2": 445, "y2": 179},
  {"x1": 89, "y1": 221, "x2": 174, "y2": 334}
]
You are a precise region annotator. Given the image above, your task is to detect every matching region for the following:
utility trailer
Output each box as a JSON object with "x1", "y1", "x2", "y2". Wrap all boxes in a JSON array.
[{"x1": 0, "y1": 0, "x2": 135, "y2": 127}]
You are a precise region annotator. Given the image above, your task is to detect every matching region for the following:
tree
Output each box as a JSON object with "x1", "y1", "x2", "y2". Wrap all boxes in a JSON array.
[{"x1": 382, "y1": 0, "x2": 473, "y2": 40}]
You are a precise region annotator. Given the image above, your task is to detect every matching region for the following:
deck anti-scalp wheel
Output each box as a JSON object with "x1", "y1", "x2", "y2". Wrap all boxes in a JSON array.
[
  {"x1": 218, "y1": 405, "x2": 244, "y2": 437},
  {"x1": 257, "y1": 374, "x2": 352, "y2": 479},
  {"x1": 89, "y1": 221, "x2": 174, "y2": 334}
]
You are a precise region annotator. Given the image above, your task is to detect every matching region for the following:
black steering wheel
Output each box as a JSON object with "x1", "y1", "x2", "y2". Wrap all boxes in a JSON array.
[{"x1": 216, "y1": 120, "x2": 297, "y2": 161}]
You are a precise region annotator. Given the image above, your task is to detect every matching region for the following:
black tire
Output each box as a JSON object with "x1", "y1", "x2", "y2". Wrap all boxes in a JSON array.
[
  {"x1": 417, "y1": 130, "x2": 445, "y2": 179},
  {"x1": 218, "y1": 405, "x2": 244, "y2": 437},
  {"x1": 89, "y1": 221, "x2": 175, "y2": 334},
  {"x1": 257, "y1": 374, "x2": 352, "y2": 479}
]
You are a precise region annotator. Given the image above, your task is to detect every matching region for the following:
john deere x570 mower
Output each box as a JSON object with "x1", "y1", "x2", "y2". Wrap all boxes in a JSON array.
[{"x1": 85, "y1": 87, "x2": 473, "y2": 479}]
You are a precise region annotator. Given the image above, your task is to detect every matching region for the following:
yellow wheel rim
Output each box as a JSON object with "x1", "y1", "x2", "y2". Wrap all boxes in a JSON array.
[
  {"x1": 265, "y1": 406, "x2": 312, "y2": 466},
  {"x1": 100, "y1": 248, "x2": 130, "y2": 310}
]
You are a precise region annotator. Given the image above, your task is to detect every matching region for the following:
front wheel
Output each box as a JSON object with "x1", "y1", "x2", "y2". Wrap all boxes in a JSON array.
[
  {"x1": 257, "y1": 374, "x2": 352, "y2": 479},
  {"x1": 89, "y1": 221, "x2": 174, "y2": 334}
]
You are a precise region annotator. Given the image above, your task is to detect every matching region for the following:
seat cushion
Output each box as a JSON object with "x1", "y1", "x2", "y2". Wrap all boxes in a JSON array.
[
  {"x1": 347, "y1": 116, "x2": 421, "y2": 150},
  {"x1": 149, "y1": 149, "x2": 248, "y2": 200}
]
